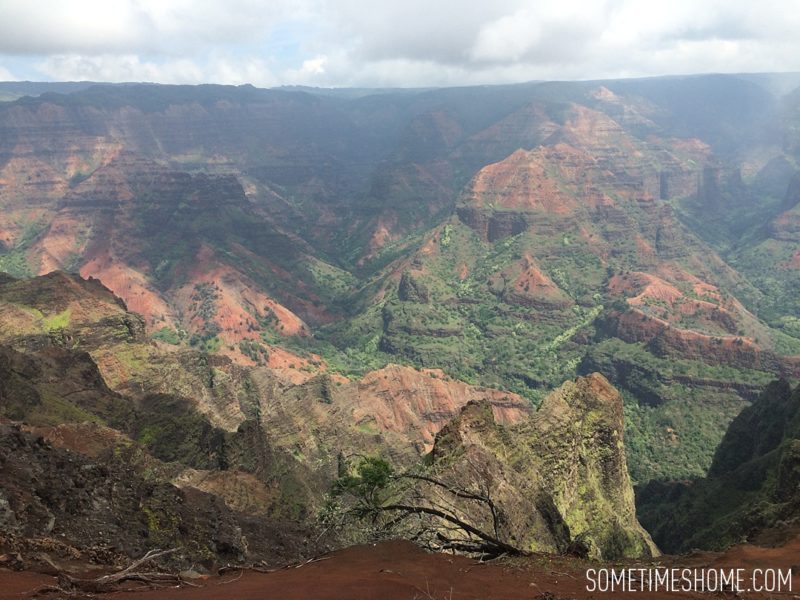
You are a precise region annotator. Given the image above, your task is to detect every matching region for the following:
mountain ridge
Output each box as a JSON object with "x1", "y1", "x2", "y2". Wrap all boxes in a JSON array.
[{"x1": 2, "y1": 73, "x2": 799, "y2": 484}]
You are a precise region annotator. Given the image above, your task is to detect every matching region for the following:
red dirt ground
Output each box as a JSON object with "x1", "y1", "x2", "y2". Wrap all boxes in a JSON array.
[{"x1": 2, "y1": 537, "x2": 798, "y2": 600}]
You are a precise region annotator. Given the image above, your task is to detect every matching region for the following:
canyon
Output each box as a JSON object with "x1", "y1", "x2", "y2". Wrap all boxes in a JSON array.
[{"x1": 1, "y1": 73, "x2": 799, "y2": 586}]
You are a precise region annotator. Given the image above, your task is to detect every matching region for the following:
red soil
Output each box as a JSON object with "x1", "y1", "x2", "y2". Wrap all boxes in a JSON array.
[
  {"x1": 80, "y1": 257, "x2": 176, "y2": 328},
  {"x1": 608, "y1": 270, "x2": 746, "y2": 335},
  {"x1": 265, "y1": 346, "x2": 322, "y2": 384},
  {"x1": 467, "y1": 147, "x2": 579, "y2": 214},
  {"x1": 4, "y1": 537, "x2": 798, "y2": 600},
  {"x1": 512, "y1": 255, "x2": 562, "y2": 296},
  {"x1": 181, "y1": 245, "x2": 309, "y2": 339},
  {"x1": 354, "y1": 364, "x2": 531, "y2": 451},
  {"x1": 367, "y1": 219, "x2": 396, "y2": 255},
  {"x1": 0, "y1": 571, "x2": 56, "y2": 599},
  {"x1": 456, "y1": 263, "x2": 469, "y2": 280},
  {"x1": 464, "y1": 101, "x2": 559, "y2": 149},
  {"x1": 560, "y1": 105, "x2": 641, "y2": 157}
]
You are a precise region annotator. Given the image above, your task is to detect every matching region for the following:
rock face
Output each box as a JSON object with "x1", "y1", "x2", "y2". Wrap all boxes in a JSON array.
[
  {"x1": 455, "y1": 103, "x2": 709, "y2": 244},
  {"x1": 0, "y1": 272, "x2": 537, "y2": 563},
  {"x1": 0, "y1": 335, "x2": 317, "y2": 566},
  {"x1": 2, "y1": 76, "x2": 800, "y2": 558},
  {"x1": 637, "y1": 380, "x2": 800, "y2": 553},
  {"x1": 258, "y1": 363, "x2": 533, "y2": 492},
  {"x1": 430, "y1": 374, "x2": 658, "y2": 559},
  {"x1": 602, "y1": 309, "x2": 800, "y2": 378},
  {"x1": 0, "y1": 271, "x2": 144, "y2": 351},
  {"x1": 0, "y1": 271, "x2": 657, "y2": 564},
  {"x1": 0, "y1": 421, "x2": 306, "y2": 568},
  {"x1": 398, "y1": 271, "x2": 430, "y2": 303}
]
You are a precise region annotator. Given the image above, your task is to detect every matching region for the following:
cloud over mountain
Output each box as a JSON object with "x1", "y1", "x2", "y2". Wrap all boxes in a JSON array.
[{"x1": 1, "y1": 0, "x2": 798, "y2": 86}]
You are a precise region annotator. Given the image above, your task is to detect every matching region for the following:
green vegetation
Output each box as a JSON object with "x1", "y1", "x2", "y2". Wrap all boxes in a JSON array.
[
  {"x1": 186, "y1": 282, "x2": 224, "y2": 353},
  {"x1": 43, "y1": 308, "x2": 72, "y2": 331},
  {"x1": 332, "y1": 455, "x2": 394, "y2": 508},
  {"x1": 299, "y1": 258, "x2": 359, "y2": 309},
  {"x1": 190, "y1": 282, "x2": 219, "y2": 321},
  {"x1": 62, "y1": 252, "x2": 82, "y2": 273},
  {"x1": 151, "y1": 326, "x2": 182, "y2": 345},
  {"x1": 0, "y1": 218, "x2": 47, "y2": 278},
  {"x1": 624, "y1": 393, "x2": 747, "y2": 482},
  {"x1": 189, "y1": 332, "x2": 222, "y2": 354},
  {"x1": 68, "y1": 171, "x2": 91, "y2": 187},
  {"x1": 239, "y1": 339, "x2": 269, "y2": 364},
  {"x1": 3, "y1": 79, "x2": 800, "y2": 561},
  {"x1": 673, "y1": 175, "x2": 800, "y2": 341},
  {"x1": 24, "y1": 391, "x2": 104, "y2": 426},
  {"x1": 637, "y1": 381, "x2": 800, "y2": 552},
  {"x1": 131, "y1": 394, "x2": 230, "y2": 470},
  {"x1": 274, "y1": 222, "x2": 602, "y2": 402},
  {"x1": 586, "y1": 338, "x2": 775, "y2": 482}
]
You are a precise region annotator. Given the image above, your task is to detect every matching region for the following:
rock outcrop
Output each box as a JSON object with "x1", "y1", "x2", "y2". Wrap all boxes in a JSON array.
[
  {"x1": 429, "y1": 374, "x2": 658, "y2": 559},
  {"x1": 258, "y1": 363, "x2": 533, "y2": 487},
  {"x1": 0, "y1": 421, "x2": 306, "y2": 569},
  {"x1": 0, "y1": 271, "x2": 145, "y2": 351},
  {"x1": 602, "y1": 309, "x2": 800, "y2": 378}
]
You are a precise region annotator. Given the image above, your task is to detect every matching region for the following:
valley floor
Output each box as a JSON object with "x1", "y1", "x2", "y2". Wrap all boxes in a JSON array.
[{"x1": 2, "y1": 536, "x2": 798, "y2": 599}]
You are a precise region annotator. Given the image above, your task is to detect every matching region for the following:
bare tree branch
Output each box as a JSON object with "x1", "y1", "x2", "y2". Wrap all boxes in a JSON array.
[
  {"x1": 33, "y1": 548, "x2": 185, "y2": 596},
  {"x1": 378, "y1": 504, "x2": 525, "y2": 557}
]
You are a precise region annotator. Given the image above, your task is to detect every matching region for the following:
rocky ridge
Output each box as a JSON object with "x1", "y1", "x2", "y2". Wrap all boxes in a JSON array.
[
  {"x1": 0, "y1": 271, "x2": 657, "y2": 568},
  {"x1": 429, "y1": 374, "x2": 657, "y2": 559}
]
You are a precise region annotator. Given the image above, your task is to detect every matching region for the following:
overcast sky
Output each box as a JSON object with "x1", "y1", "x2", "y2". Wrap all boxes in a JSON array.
[{"x1": 1, "y1": 0, "x2": 799, "y2": 87}]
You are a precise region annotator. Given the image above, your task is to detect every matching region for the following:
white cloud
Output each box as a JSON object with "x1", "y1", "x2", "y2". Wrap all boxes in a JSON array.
[
  {"x1": 0, "y1": 1, "x2": 153, "y2": 54},
  {"x1": 37, "y1": 54, "x2": 278, "y2": 86},
  {"x1": 317, "y1": 0, "x2": 519, "y2": 64},
  {"x1": 0, "y1": 0, "x2": 307, "y2": 55},
  {"x1": 0, "y1": 66, "x2": 17, "y2": 81},
  {"x1": 299, "y1": 55, "x2": 327, "y2": 75},
  {"x1": 2, "y1": 0, "x2": 800, "y2": 86},
  {"x1": 470, "y1": 2, "x2": 609, "y2": 66}
]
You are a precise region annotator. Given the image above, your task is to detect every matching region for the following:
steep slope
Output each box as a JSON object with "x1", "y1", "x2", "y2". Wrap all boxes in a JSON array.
[
  {"x1": 726, "y1": 171, "x2": 800, "y2": 331},
  {"x1": 259, "y1": 364, "x2": 531, "y2": 474},
  {"x1": 0, "y1": 420, "x2": 307, "y2": 569},
  {"x1": 0, "y1": 271, "x2": 267, "y2": 429},
  {"x1": 0, "y1": 270, "x2": 148, "y2": 354},
  {"x1": 312, "y1": 96, "x2": 799, "y2": 482},
  {"x1": 438, "y1": 374, "x2": 657, "y2": 560},
  {"x1": 664, "y1": 82, "x2": 800, "y2": 337},
  {"x1": 0, "y1": 270, "x2": 669, "y2": 569},
  {"x1": 3, "y1": 75, "x2": 800, "y2": 489},
  {"x1": 0, "y1": 272, "x2": 537, "y2": 548},
  {"x1": 360, "y1": 374, "x2": 657, "y2": 559},
  {"x1": 636, "y1": 380, "x2": 800, "y2": 553}
]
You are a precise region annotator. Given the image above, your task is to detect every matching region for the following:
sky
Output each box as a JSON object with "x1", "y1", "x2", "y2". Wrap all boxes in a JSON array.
[{"x1": 1, "y1": 0, "x2": 799, "y2": 88}]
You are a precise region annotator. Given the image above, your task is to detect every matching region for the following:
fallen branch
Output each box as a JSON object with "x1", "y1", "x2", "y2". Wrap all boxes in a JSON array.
[
  {"x1": 294, "y1": 556, "x2": 332, "y2": 568},
  {"x1": 218, "y1": 569, "x2": 244, "y2": 585},
  {"x1": 217, "y1": 555, "x2": 333, "y2": 577},
  {"x1": 34, "y1": 548, "x2": 184, "y2": 596}
]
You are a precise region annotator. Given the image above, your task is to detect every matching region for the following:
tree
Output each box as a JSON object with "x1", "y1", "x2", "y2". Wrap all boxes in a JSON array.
[{"x1": 326, "y1": 455, "x2": 526, "y2": 559}]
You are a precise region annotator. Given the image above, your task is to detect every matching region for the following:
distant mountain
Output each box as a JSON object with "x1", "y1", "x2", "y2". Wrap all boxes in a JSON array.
[
  {"x1": 0, "y1": 81, "x2": 105, "y2": 102},
  {"x1": 1, "y1": 74, "x2": 799, "y2": 486}
]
